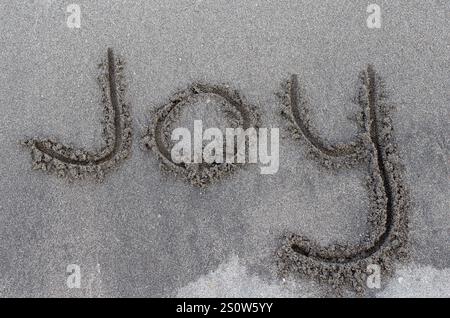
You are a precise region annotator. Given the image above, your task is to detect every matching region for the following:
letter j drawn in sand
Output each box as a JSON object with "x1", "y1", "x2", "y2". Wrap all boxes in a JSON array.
[{"x1": 22, "y1": 48, "x2": 133, "y2": 180}]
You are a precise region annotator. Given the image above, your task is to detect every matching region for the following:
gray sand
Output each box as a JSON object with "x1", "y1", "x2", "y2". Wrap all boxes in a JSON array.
[
  {"x1": 141, "y1": 83, "x2": 259, "y2": 186},
  {"x1": 0, "y1": 0, "x2": 449, "y2": 297}
]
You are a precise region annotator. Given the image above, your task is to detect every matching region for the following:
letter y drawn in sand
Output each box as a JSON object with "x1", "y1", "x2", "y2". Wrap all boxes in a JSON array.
[{"x1": 278, "y1": 65, "x2": 409, "y2": 291}]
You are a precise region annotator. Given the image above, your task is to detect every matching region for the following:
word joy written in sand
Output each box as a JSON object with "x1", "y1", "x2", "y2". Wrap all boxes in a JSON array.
[{"x1": 22, "y1": 49, "x2": 409, "y2": 291}]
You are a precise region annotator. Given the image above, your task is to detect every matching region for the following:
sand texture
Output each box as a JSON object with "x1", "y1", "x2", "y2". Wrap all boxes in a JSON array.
[{"x1": 0, "y1": 0, "x2": 448, "y2": 297}]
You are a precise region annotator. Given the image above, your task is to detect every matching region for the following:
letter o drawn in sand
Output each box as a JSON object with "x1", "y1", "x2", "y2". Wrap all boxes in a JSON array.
[
  {"x1": 278, "y1": 65, "x2": 409, "y2": 292},
  {"x1": 22, "y1": 48, "x2": 133, "y2": 181},
  {"x1": 141, "y1": 84, "x2": 259, "y2": 187}
]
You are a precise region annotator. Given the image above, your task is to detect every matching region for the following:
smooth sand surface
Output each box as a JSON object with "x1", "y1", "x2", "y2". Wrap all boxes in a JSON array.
[{"x1": 0, "y1": 0, "x2": 448, "y2": 297}]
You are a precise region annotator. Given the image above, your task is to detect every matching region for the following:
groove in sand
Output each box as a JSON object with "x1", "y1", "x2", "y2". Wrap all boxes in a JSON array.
[
  {"x1": 141, "y1": 83, "x2": 259, "y2": 187},
  {"x1": 22, "y1": 48, "x2": 132, "y2": 180},
  {"x1": 278, "y1": 65, "x2": 409, "y2": 291}
]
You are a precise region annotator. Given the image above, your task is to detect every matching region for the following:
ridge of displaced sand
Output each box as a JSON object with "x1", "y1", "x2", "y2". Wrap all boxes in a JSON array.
[
  {"x1": 21, "y1": 48, "x2": 133, "y2": 181},
  {"x1": 277, "y1": 65, "x2": 410, "y2": 292},
  {"x1": 141, "y1": 83, "x2": 259, "y2": 187}
]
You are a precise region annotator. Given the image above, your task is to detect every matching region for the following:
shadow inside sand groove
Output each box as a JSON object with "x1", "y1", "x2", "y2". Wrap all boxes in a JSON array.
[
  {"x1": 278, "y1": 65, "x2": 409, "y2": 291},
  {"x1": 22, "y1": 48, "x2": 132, "y2": 180}
]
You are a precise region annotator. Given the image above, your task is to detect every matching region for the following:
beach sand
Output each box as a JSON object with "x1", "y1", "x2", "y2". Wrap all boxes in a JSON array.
[{"x1": 0, "y1": 0, "x2": 448, "y2": 297}]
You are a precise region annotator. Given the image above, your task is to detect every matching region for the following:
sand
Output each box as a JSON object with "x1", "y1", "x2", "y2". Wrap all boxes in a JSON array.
[
  {"x1": 141, "y1": 83, "x2": 259, "y2": 186},
  {"x1": 0, "y1": 0, "x2": 448, "y2": 297},
  {"x1": 22, "y1": 48, "x2": 133, "y2": 181},
  {"x1": 277, "y1": 66, "x2": 409, "y2": 292}
]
